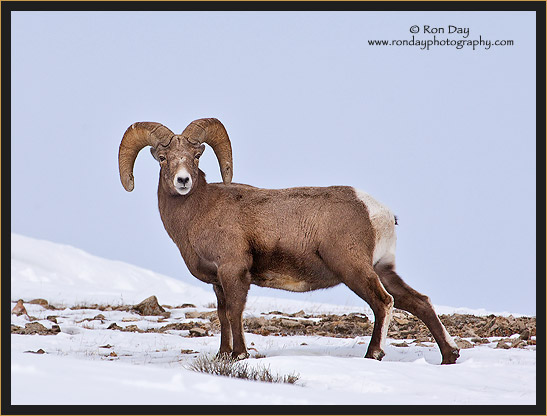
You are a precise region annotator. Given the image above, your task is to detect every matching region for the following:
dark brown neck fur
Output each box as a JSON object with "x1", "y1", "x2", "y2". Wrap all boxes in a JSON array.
[{"x1": 157, "y1": 170, "x2": 209, "y2": 256}]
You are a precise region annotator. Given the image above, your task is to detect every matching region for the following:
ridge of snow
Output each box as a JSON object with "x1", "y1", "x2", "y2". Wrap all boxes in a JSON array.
[{"x1": 10, "y1": 233, "x2": 530, "y2": 317}]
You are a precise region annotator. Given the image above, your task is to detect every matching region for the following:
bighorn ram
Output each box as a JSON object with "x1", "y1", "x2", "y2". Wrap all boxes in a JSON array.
[{"x1": 118, "y1": 118, "x2": 460, "y2": 364}]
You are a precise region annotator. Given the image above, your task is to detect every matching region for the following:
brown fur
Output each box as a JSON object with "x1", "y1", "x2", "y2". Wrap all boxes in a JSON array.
[
  {"x1": 120, "y1": 119, "x2": 460, "y2": 364},
  {"x1": 157, "y1": 169, "x2": 458, "y2": 363},
  {"x1": 160, "y1": 172, "x2": 376, "y2": 291}
]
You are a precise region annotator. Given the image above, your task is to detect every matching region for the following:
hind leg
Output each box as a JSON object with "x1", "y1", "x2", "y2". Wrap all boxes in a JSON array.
[
  {"x1": 375, "y1": 262, "x2": 460, "y2": 364},
  {"x1": 344, "y1": 266, "x2": 394, "y2": 360},
  {"x1": 320, "y1": 248, "x2": 394, "y2": 360}
]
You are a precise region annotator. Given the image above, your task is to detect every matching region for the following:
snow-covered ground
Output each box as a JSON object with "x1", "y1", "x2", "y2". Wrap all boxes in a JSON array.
[{"x1": 10, "y1": 234, "x2": 536, "y2": 405}]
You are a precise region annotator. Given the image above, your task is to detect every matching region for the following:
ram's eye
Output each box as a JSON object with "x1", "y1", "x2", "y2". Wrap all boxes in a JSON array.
[{"x1": 158, "y1": 155, "x2": 166, "y2": 162}]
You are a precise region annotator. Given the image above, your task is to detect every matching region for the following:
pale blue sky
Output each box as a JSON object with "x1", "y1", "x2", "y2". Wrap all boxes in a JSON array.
[{"x1": 11, "y1": 11, "x2": 537, "y2": 314}]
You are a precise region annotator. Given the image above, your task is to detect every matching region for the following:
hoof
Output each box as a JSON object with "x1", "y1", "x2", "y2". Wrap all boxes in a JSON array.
[
  {"x1": 441, "y1": 348, "x2": 460, "y2": 365},
  {"x1": 232, "y1": 351, "x2": 250, "y2": 361},
  {"x1": 215, "y1": 351, "x2": 232, "y2": 360},
  {"x1": 365, "y1": 349, "x2": 385, "y2": 361}
]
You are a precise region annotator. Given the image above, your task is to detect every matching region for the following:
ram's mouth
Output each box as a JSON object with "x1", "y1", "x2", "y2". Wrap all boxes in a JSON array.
[
  {"x1": 176, "y1": 185, "x2": 191, "y2": 195},
  {"x1": 175, "y1": 186, "x2": 190, "y2": 195}
]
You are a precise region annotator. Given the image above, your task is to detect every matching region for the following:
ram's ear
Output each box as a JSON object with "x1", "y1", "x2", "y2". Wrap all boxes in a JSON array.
[{"x1": 150, "y1": 147, "x2": 159, "y2": 161}]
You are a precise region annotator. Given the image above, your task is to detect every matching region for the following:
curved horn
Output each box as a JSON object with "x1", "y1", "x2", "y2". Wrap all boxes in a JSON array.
[
  {"x1": 118, "y1": 122, "x2": 174, "y2": 192},
  {"x1": 181, "y1": 118, "x2": 233, "y2": 185}
]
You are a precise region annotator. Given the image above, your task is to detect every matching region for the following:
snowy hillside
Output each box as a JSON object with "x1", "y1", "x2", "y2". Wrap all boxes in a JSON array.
[
  {"x1": 11, "y1": 234, "x2": 372, "y2": 316},
  {"x1": 10, "y1": 234, "x2": 536, "y2": 406}
]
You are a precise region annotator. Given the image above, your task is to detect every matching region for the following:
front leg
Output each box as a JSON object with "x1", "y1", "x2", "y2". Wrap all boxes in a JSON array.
[
  {"x1": 213, "y1": 284, "x2": 232, "y2": 356},
  {"x1": 217, "y1": 262, "x2": 251, "y2": 360}
]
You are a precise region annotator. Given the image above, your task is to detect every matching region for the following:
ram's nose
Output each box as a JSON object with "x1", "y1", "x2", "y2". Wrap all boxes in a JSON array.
[
  {"x1": 177, "y1": 176, "x2": 190, "y2": 186},
  {"x1": 174, "y1": 169, "x2": 192, "y2": 195}
]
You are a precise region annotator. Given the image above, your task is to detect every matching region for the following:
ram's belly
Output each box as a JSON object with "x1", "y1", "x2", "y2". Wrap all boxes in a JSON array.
[{"x1": 251, "y1": 266, "x2": 340, "y2": 293}]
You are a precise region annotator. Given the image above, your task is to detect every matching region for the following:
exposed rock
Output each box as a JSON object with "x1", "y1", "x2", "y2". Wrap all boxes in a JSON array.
[
  {"x1": 77, "y1": 314, "x2": 107, "y2": 324},
  {"x1": 245, "y1": 317, "x2": 268, "y2": 330},
  {"x1": 454, "y1": 338, "x2": 474, "y2": 349},
  {"x1": 267, "y1": 311, "x2": 284, "y2": 315},
  {"x1": 448, "y1": 314, "x2": 536, "y2": 339},
  {"x1": 325, "y1": 321, "x2": 351, "y2": 335},
  {"x1": 392, "y1": 314, "x2": 410, "y2": 326},
  {"x1": 391, "y1": 341, "x2": 409, "y2": 347},
  {"x1": 459, "y1": 328, "x2": 479, "y2": 338},
  {"x1": 230, "y1": 310, "x2": 536, "y2": 343},
  {"x1": 263, "y1": 326, "x2": 280, "y2": 333},
  {"x1": 156, "y1": 321, "x2": 210, "y2": 333},
  {"x1": 132, "y1": 296, "x2": 166, "y2": 316},
  {"x1": 24, "y1": 349, "x2": 46, "y2": 354},
  {"x1": 181, "y1": 349, "x2": 198, "y2": 354},
  {"x1": 160, "y1": 322, "x2": 193, "y2": 332},
  {"x1": 177, "y1": 303, "x2": 196, "y2": 309},
  {"x1": 511, "y1": 339, "x2": 526, "y2": 349},
  {"x1": 107, "y1": 322, "x2": 144, "y2": 333},
  {"x1": 12, "y1": 300, "x2": 28, "y2": 316},
  {"x1": 189, "y1": 327, "x2": 208, "y2": 337},
  {"x1": 242, "y1": 313, "x2": 373, "y2": 338},
  {"x1": 11, "y1": 322, "x2": 60, "y2": 335},
  {"x1": 29, "y1": 299, "x2": 49, "y2": 308},
  {"x1": 17, "y1": 298, "x2": 533, "y2": 350},
  {"x1": 184, "y1": 311, "x2": 217, "y2": 320},
  {"x1": 412, "y1": 336, "x2": 434, "y2": 343},
  {"x1": 121, "y1": 316, "x2": 140, "y2": 322},
  {"x1": 113, "y1": 305, "x2": 132, "y2": 312},
  {"x1": 496, "y1": 339, "x2": 512, "y2": 349},
  {"x1": 281, "y1": 319, "x2": 301, "y2": 328},
  {"x1": 71, "y1": 303, "x2": 100, "y2": 310},
  {"x1": 124, "y1": 325, "x2": 142, "y2": 332},
  {"x1": 471, "y1": 337, "x2": 489, "y2": 344}
]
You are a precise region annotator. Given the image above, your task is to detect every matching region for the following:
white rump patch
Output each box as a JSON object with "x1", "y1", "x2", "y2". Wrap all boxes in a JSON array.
[{"x1": 353, "y1": 188, "x2": 397, "y2": 266}]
